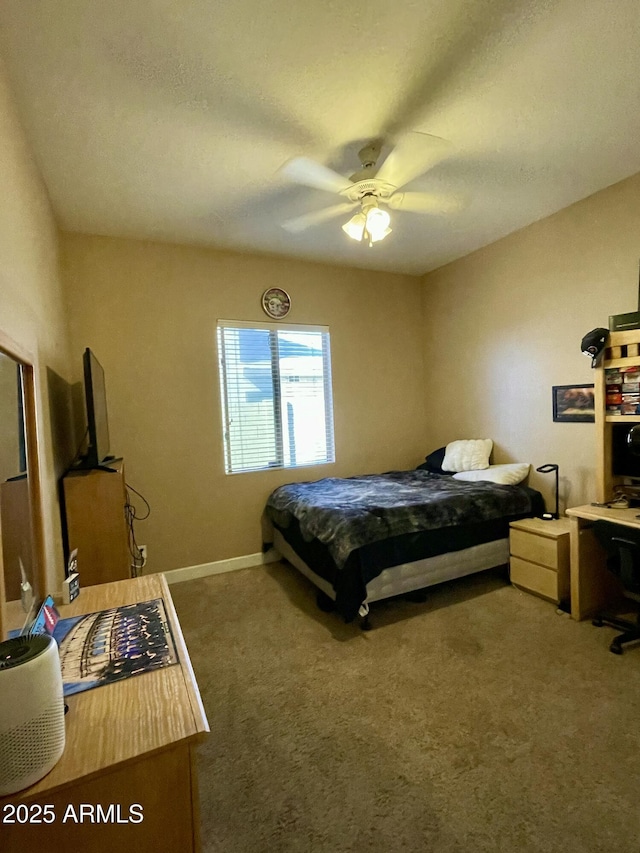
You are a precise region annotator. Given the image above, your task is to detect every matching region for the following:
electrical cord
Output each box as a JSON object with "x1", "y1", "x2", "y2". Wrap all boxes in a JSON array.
[
  {"x1": 126, "y1": 483, "x2": 150, "y2": 520},
  {"x1": 125, "y1": 482, "x2": 150, "y2": 576}
]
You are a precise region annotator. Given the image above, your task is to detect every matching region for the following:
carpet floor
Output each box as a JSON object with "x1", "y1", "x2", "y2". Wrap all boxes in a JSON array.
[{"x1": 171, "y1": 561, "x2": 640, "y2": 853}]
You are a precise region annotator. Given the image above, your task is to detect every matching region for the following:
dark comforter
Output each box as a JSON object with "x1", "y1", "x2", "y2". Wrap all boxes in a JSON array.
[{"x1": 265, "y1": 470, "x2": 542, "y2": 620}]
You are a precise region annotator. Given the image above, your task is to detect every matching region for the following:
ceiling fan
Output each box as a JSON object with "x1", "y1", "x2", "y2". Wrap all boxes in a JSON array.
[{"x1": 279, "y1": 132, "x2": 463, "y2": 246}]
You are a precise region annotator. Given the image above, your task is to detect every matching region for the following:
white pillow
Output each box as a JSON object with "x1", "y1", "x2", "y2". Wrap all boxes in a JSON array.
[
  {"x1": 453, "y1": 463, "x2": 530, "y2": 485},
  {"x1": 442, "y1": 439, "x2": 493, "y2": 473}
]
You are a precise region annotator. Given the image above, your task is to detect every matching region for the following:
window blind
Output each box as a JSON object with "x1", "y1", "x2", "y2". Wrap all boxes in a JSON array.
[{"x1": 217, "y1": 321, "x2": 335, "y2": 474}]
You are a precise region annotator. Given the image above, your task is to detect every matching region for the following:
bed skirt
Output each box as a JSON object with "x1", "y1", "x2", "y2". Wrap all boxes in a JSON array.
[{"x1": 273, "y1": 528, "x2": 509, "y2": 606}]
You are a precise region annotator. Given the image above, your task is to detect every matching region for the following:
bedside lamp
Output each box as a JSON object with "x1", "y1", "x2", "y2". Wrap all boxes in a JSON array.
[{"x1": 536, "y1": 464, "x2": 559, "y2": 520}]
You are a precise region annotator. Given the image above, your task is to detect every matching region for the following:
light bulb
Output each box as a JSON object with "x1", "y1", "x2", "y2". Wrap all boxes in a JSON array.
[
  {"x1": 365, "y1": 207, "x2": 391, "y2": 241},
  {"x1": 342, "y1": 213, "x2": 366, "y2": 241}
]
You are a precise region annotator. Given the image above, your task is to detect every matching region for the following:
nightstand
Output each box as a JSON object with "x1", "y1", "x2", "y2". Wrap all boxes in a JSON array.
[{"x1": 509, "y1": 517, "x2": 571, "y2": 605}]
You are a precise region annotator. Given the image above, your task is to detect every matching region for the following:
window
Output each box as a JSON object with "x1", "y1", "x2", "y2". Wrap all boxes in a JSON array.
[{"x1": 217, "y1": 320, "x2": 335, "y2": 474}]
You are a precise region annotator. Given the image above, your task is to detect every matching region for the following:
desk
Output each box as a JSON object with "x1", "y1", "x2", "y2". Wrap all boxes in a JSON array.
[
  {"x1": 0, "y1": 574, "x2": 209, "y2": 853},
  {"x1": 566, "y1": 504, "x2": 637, "y2": 620}
]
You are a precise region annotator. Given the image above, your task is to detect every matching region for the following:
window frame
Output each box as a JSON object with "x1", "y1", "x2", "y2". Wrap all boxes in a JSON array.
[{"x1": 216, "y1": 319, "x2": 335, "y2": 475}]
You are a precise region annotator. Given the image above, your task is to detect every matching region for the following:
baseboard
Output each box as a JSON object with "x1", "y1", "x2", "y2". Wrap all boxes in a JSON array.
[{"x1": 163, "y1": 548, "x2": 281, "y2": 585}]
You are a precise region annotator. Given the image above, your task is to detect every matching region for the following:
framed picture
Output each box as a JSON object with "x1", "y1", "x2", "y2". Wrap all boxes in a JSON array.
[
  {"x1": 262, "y1": 288, "x2": 291, "y2": 320},
  {"x1": 552, "y1": 384, "x2": 595, "y2": 422}
]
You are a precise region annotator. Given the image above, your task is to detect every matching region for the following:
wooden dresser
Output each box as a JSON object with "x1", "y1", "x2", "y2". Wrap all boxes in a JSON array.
[{"x1": 0, "y1": 574, "x2": 209, "y2": 852}]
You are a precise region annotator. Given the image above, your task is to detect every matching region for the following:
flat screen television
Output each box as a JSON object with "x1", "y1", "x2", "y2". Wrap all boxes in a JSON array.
[
  {"x1": 612, "y1": 423, "x2": 640, "y2": 479},
  {"x1": 82, "y1": 348, "x2": 112, "y2": 469}
]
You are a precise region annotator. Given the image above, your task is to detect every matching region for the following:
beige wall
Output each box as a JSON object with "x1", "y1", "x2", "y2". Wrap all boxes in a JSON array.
[
  {"x1": 421, "y1": 172, "x2": 640, "y2": 515},
  {"x1": 0, "y1": 58, "x2": 71, "y2": 594},
  {"x1": 60, "y1": 234, "x2": 428, "y2": 572}
]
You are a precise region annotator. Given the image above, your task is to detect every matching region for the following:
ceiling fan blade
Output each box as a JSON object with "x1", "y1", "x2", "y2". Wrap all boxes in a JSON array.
[
  {"x1": 279, "y1": 157, "x2": 351, "y2": 194},
  {"x1": 282, "y1": 202, "x2": 358, "y2": 233},
  {"x1": 375, "y1": 132, "x2": 454, "y2": 191},
  {"x1": 387, "y1": 191, "x2": 466, "y2": 214}
]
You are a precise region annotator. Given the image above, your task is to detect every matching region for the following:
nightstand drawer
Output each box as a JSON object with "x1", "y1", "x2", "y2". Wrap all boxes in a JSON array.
[
  {"x1": 510, "y1": 556, "x2": 559, "y2": 601},
  {"x1": 510, "y1": 528, "x2": 559, "y2": 569}
]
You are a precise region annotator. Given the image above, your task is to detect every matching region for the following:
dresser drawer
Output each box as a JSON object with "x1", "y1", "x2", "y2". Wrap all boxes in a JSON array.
[
  {"x1": 510, "y1": 528, "x2": 559, "y2": 569},
  {"x1": 510, "y1": 556, "x2": 559, "y2": 602}
]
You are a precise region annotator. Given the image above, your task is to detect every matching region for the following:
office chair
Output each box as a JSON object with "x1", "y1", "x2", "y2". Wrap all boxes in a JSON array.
[{"x1": 592, "y1": 521, "x2": 640, "y2": 654}]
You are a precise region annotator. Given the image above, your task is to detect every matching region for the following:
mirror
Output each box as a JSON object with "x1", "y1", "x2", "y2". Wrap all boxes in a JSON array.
[{"x1": 0, "y1": 331, "x2": 45, "y2": 639}]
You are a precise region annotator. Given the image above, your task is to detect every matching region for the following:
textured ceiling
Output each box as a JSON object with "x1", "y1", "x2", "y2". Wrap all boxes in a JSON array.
[{"x1": 1, "y1": 0, "x2": 639, "y2": 275}]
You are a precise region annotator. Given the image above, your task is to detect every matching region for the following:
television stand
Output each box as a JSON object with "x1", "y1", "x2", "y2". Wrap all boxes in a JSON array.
[
  {"x1": 61, "y1": 459, "x2": 131, "y2": 584},
  {"x1": 96, "y1": 464, "x2": 117, "y2": 472},
  {"x1": 71, "y1": 454, "x2": 122, "y2": 473}
]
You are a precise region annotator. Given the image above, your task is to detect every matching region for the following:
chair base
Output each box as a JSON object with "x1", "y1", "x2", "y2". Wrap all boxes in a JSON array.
[{"x1": 592, "y1": 613, "x2": 640, "y2": 654}]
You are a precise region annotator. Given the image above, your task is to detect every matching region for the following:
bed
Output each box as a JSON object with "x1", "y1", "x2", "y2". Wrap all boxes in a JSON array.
[{"x1": 264, "y1": 467, "x2": 544, "y2": 624}]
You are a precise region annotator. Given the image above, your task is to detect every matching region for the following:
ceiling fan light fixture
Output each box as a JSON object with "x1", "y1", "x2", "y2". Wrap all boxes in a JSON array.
[
  {"x1": 368, "y1": 225, "x2": 392, "y2": 244},
  {"x1": 342, "y1": 202, "x2": 392, "y2": 246},
  {"x1": 342, "y1": 212, "x2": 366, "y2": 241},
  {"x1": 364, "y1": 206, "x2": 391, "y2": 242}
]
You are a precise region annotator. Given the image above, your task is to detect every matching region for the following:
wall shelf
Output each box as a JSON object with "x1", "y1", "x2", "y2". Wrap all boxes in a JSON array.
[{"x1": 604, "y1": 355, "x2": 640, "y2": 370}]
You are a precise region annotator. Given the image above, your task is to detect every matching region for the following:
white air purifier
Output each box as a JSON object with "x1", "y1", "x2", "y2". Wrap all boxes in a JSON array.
[{"x1": 0, "y1": 634, "x2": 66, "y2": 795}]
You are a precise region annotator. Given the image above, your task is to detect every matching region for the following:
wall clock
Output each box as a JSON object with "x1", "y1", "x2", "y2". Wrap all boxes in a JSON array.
[{"x1": 262, "y1": 288, "x2": 291, "y2": 319}]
